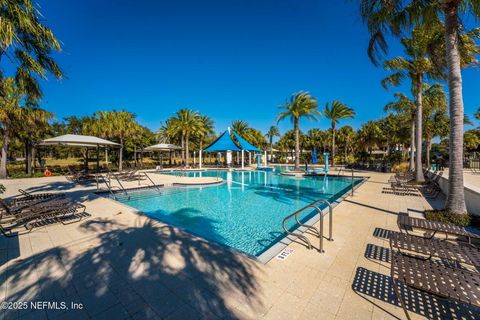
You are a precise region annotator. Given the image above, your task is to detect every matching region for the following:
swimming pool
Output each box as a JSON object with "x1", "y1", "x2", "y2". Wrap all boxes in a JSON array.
[{"x1": 111, "y1": 169, "x2": 363, "y2": 260}]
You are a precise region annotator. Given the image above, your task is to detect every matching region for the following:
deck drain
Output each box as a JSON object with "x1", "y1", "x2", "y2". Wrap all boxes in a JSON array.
[{"x1": 276, "y1": 248, "x2": 294, "y2": 261}]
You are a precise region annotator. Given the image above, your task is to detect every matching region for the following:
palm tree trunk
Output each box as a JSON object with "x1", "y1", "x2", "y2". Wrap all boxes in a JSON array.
[
  {"x1": 444, "y1": 2, "x2": 467, "y2": 214},
  {"x1": 25, "y1": 139, "x2": 30, "y2": 174},
  {"x1": 414, "y1": 75, "x2": 425, "y2": 182},
  {"x1": 331, "y1": 122, "x2": 336, "y2": 167},
  {"x1": 181, "y1": 136, "x2": 185, "y2": 165},
  {"x1": 409, "y1": 114, "x2": 415, "y2": 171},
  {"x1": 119, "y1": 137, "x2": 124, "y2": 171},
  {"x1": 0, "y1": 131, "x2": 9, "y2": 179},
  {"x1": 294, "y1": 118, "x2": 300, "y2": 170},
  {"x1": 426, "y1": 138, "x2": 432, "y2": 169},
  {"x1": 185, "y1": 134, "x2": 189, "y2": 167}
]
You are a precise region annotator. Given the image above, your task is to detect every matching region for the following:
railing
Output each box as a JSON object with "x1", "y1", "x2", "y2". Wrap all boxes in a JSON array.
[
  {"x1": 106, "y1": 172, "x2": 129, "y2": 199},
  {"x1": 282, "y1": 199, "x2": 333, "y2": 253},
  {"x1": 141, "y1": 172, "x2": 162, "y2": 193}
]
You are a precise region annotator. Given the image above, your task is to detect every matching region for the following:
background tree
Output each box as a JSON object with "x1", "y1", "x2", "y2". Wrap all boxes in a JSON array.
[
  {"x1": 357, "y1": 121, "x2": 384, "y2": 156},
  {"x1": 422, "y1": 84, "x2": 449, "y2": 168},
  {"x1": 475, "y1": 108, "x2": 480, "y2": 121},
  {"x1": 337, "y1": 126, "x2": 358, "y2": 164},
  {"x1": 231, "y1": 120, "x2": 250, "y2": 139},
  {"x1": 20, "y1": 107, "x2": 53, "y2": 174},
  {"x1": 196, "y1": 115, "x2": 215, "y2": 152},
  {"x1": 323, "y1": 100, "x2": 355, "y2": 167},
  {"x1": 171, "y1": 108, "x2": 200, "y2": 167},
  {"x1": 265, "y1": 126, "x2": 280, "y2": 155},
  {"x1": 0, "y1": 79, "x2": 23, "y2": 178},
  {"x1": 381, "y1": 23, "x2": 446, "y2": 182},
  {"x1": 96, "y1": 110, "x2": 140, "y2": 171},
  {"x1": 276, "y1": 91, "x2": 320, "y2": 170},
  {"x1": 384, "y1": 93, "x2": 417, "y2": 170}
]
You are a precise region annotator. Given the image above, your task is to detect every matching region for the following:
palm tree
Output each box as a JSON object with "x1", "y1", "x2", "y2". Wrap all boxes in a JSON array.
[
  {"x1": 360, "y1": 0, "x2": 480, "y2": 214},
  {"x1": 276, "y1": 91, "x2": 320, "y2": 170},
  {"x1": 384, "y1": 93, "x2": 417, "y2": 171},
  {"x1": 265, "y1": 126, "x2": 280, "y2": 148},
  {"x1": 475, "y1": 108, "x2": 480, "y2": 120},
  {"x1": 231, "y1": 120, "x2": 250, "y2": 139},
  {"x1": 265, "y1": 126, "x2": 280, "y2": 160},
  {"x1": 381, "y1": 24, "x2": 446, "y2": 182},
  {"x1": 323, "y1": 101, "x2": 355, "y2": 167},
  {"x1": 422, "y1": 84, "x2": 448, "y2": 169},
  {"x1": 96, "y1": 110, "x2": 140, "y2": 171},
  {"x1": 0, "y1": 0, "x2": 63, "y2": 102},
  {"x1": 20, "y1": 106, "x2": 53, "y2": 174},
  {"x1": 196, "y1": 115, "x2": 215, "y2": 151},
  {"x1": 171, "y1": 109, "x2": 200, "y2": 167},
  {"x1": 357, "y1": 121, "x2": 384, "y2": 155},
  {"x1": 336, "y1": 126, "x2": 357, "y2": 163}
]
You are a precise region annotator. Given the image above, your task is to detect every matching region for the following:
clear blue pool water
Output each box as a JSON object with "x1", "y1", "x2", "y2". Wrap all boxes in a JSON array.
[{"x1": 112, "y1": 168, "x2": 362, "y2": 257}]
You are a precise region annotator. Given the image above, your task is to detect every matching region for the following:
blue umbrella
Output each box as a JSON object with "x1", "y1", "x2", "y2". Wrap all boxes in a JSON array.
[{"x1": 312, "y1": 147, "x2": 318, "y2": 164}]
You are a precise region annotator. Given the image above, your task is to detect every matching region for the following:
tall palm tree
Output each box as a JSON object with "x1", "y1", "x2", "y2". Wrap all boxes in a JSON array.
[
  {"x1": 276, "y1": 91, "x2": 320, "y2": 170},
  {"x1": 360, "y1": 0, "x2": 480, "y2": 214},
  {"x1": 323, "y1": 101, "x2": 355, "y2": 167},
  {"x1": 381, "y1": 23, "x2": 446, "y2": 182},
  {"x1": 171, "y1": 109, "x2": 200, "y2": 167},
  {"x1": 0, "y1": 0, "x2": 63, "y2": 102},
  {"x1": 384, "y1": 93, "x2": 417, "y2": 171},
  {"x1": 265, "y1": 126, "x2": 280, "y2": 159}
]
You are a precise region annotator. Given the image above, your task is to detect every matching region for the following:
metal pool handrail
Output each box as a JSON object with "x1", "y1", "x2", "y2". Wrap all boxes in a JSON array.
[{"x1": 282, "y1": 199, "x2": 333, "y2": 253}]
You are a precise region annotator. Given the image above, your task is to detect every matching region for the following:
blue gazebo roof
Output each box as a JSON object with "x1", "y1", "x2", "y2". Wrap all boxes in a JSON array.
[{"x1": 203, "y1": 127, "x2": 262, "y2": 152}]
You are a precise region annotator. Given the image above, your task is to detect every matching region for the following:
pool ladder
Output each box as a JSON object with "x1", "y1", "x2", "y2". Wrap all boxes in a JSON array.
[{"x1": 282, "y1": 199, "x2": 333, "y2": 253}]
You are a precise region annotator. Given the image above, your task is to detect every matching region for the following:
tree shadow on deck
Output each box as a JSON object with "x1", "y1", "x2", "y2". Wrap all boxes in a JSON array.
[{"x1": 1, "y1": 215, "x2": 263, "y2": 319}]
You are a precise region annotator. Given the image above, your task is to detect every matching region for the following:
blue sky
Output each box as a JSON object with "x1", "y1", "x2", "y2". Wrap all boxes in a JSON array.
[{"x1": 29, "y1": 0, "x2": 480, "y2": 135}]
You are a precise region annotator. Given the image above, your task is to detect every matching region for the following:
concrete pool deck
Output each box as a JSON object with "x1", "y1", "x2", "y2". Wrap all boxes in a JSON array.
[{"x1": 0, "y1": 170, "x2": 477, "y2": 319}]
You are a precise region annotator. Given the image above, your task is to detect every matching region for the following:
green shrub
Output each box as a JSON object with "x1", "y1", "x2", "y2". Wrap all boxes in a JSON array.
[{"x1": 425, "y1": 210, "x2": 473, "y2": 226}]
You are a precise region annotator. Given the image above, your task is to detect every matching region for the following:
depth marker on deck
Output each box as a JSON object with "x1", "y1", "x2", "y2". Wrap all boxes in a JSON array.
[{"x1": 276, "y1": 248, "x2": 294, "y2": 261}]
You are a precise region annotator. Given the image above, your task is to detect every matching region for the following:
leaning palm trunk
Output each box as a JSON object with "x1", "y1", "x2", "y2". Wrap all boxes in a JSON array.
[
  {"x1": 444, "y1": 3, "x2": 467, "y2": 214},
  {"x1": 294, "y1": 118, "x2": 300, "y2": 170},
  {"x1": 0, "y1": 132, "x2": 9, "y2": 179},
  {"x1": 414, "y1": 76, "x2": 425, "y2": 182},
  {"x1": 409, "y1": 115, "x2": 415, "y2": 171}
]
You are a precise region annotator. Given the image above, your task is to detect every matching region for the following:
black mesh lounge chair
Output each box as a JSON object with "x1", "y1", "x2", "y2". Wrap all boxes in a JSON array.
[
  {"x1": 398, "y1": 215, "x2": 480, "y2": 244},
  {"x1": 391, "y1": 251, "x2": 480, "y2": 320},
  {"x1": 0, "y1": 184, "x2": 5, "y2": 194},
  {"x1": 0, "y1": 191, "x2": 66, "y2": 214},
  {"x1": 17, "y1": 189, "x2": 65, "y2": 201},
  {"x1": 389, "y1": 231, "x2": 480, "y2": 268},
  {"x1": 0, "y1": 198, "x2": 86, "y2": 237},
  {"x1": 382, "y1": 182, "x2": 421, "y2": 196},
  {"x1": 66, "y1": 166, "x2": 96, "y2": 183}
]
